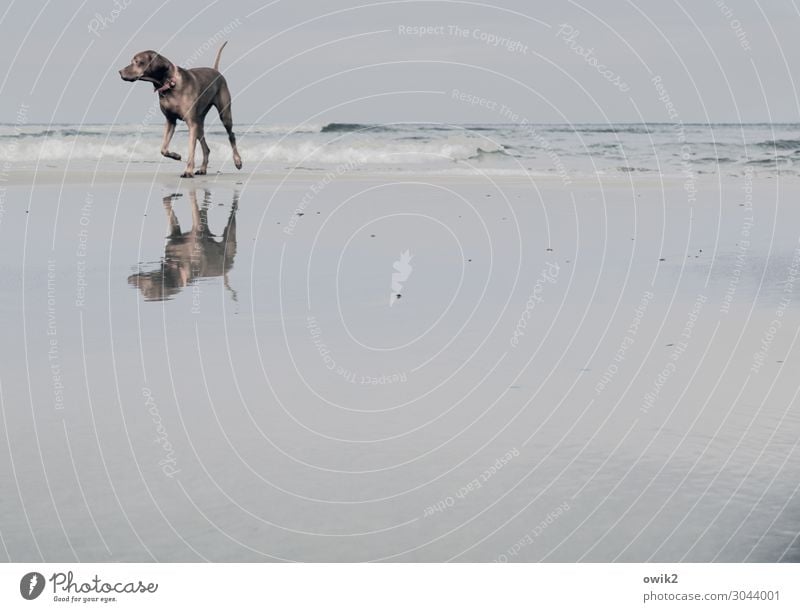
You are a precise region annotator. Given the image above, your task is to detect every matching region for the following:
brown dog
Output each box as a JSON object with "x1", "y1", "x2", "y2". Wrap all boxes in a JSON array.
[{"x1": 119, "y1": 42, "x2": 242, "y2": 177}]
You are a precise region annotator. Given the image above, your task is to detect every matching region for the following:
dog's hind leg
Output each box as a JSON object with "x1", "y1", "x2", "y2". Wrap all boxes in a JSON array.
[
  {"x1": 222, "y1": 196, "x2": 237, "y2": 255},
  {"x1": 160, "y1": 119, "x2": 181, "y2": 160},
  {"x1": 163, "y1": 193, "x2": 182, "y2": 237},
  {"x1": 216, "y1": 86, "x2": 242, "y2": 170},
  {"x1": 222, "y1": 193, "x2": 238, "y2": 301}
]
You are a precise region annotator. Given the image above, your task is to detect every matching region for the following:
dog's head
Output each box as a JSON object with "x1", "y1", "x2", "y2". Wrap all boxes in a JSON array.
[{"x1": 119, "y1": 51, "x2": 174, "y2": 84}]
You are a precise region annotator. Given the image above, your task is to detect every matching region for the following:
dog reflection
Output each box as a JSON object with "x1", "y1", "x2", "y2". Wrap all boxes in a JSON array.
[{"x1": 129, "y1": 190, "x2": 237, "y2": 301}]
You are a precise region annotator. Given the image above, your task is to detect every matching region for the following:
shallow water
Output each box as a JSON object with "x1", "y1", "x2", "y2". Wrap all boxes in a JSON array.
[{"x1": 1, "y1": 174, "x2": 799, "y2": 561}]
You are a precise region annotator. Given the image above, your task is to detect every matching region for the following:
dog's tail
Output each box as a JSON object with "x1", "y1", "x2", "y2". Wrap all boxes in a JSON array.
[{"x1": 213, "y1": 41, "x2": 228, "y2": 71}]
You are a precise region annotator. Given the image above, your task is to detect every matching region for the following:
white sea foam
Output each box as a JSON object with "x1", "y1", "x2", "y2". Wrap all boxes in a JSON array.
[{"x1": 0, "y1": 124, "x2": 506, "y2": 166}]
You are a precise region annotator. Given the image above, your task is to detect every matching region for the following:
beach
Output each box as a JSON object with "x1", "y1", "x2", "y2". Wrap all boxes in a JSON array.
[{"x1": 1, "y1": 147, "x2": 799, "y2": 563}]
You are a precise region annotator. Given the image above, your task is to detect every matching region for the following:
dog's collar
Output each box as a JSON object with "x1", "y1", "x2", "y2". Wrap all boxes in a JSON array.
[{"x1": 156, "y1": 78, "x2": 176, "y2": 96}]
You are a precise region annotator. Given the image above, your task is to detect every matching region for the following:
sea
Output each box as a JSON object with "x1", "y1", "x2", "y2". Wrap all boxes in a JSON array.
[{"x1": 1, "y1": 121, "x2": 799, "y2": 177}]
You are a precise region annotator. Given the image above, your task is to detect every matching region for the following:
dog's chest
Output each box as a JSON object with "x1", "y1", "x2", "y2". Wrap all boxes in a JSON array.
[{"x1": 158, "y1": 94, "x2": 186, "y2": 120}]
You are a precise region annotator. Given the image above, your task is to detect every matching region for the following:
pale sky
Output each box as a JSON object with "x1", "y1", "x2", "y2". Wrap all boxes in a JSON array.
[{"x1": 2, "y1": 0, "x2": 800, "y2": 125}]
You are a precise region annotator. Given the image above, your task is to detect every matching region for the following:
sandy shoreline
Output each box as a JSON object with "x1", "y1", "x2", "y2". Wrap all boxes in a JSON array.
[
  {"x1": 1, "y1": 169, "x2": 799, "y2": 561},
  {"x1": 1, "y1": 165, "x2": 711, "y2": 187}
]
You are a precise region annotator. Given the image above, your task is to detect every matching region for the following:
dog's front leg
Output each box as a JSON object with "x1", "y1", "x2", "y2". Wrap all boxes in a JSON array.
[
  {"x1": 196, "y1": 135, "x2": 210, "y2": 175},
  {"x1": 182, "y1": 122, "x2": 198, "y2": 178},
  {"x1": 160, "y1": 119, "x2": 181, "y2": 161}
]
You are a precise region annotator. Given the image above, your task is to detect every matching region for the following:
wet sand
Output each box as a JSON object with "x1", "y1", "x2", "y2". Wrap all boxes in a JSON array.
[{"x1": 1, "y1": 169, "x2": 800, "y2": 561}]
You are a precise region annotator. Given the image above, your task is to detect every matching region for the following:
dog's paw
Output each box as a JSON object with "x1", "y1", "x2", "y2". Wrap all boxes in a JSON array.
[
  {"x1": 195, "y1": 169, "x2": 207, "y2": 175},
  {"x1": 234, "y1": 158, "x2": 243, "y2": 170},
  {"x1": 180, "y1": 172, "x2": 194, "y2": 178}
]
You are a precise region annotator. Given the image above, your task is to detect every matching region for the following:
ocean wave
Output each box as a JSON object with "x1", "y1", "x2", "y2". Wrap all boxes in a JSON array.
[
  {"x1": 694, "y1": 156, "x2": 737, "y2": 163},
  {"x1": 0, "y1": 128, "x2": 123, "y2": 139},
  {"x1": 0, "y1": 137, "x2": 152, "y2": 162},
  {"x1": 320, "y1": 122, "x2": 393, "y2": 133},
  {"x1": 546, "y1": 125, "x2": 654, "y2": 135},
  {"x1": 467, "y1": 146, "x2": 511, "y2": 160},
  {"x1": 745, "y1": 157, "x2": 787, "y2": 166},
  {"x1": 617, "y1": 166, "x2": 655, "y2": 173},
  {"x1": 0, "y1": 123, "x2": 323, "y2": 140},
  {"x1": 253, "y1": 137, "x2": 504, "y2": 165},
  {"x1": 0, "y1": 132, "x2": 506, "y2": 165},
  {"x1": 2, "y1": 122, "x2": 795, "y2": 175},
  {"x1": 756, "y1": 139, "x2": 800, "y2": 150}
]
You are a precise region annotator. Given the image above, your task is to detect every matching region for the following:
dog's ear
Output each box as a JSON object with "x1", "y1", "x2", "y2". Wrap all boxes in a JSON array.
[{"x1": 144, "y1": 52, "x2": 174, "y2": 79}]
